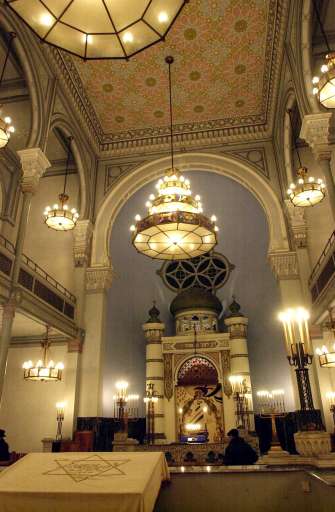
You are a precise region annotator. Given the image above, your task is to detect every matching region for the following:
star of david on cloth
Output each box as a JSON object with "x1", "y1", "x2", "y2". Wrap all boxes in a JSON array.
[{"x1": 43, "y1": 455, "x2": 130, "y2": 483}]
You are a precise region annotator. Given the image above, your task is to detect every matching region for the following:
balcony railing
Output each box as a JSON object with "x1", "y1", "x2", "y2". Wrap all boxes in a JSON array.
[
  {"x1": 309, "y1": 230, "x2": 335, "y2": 304},
  {"x1": 0, "y1": 234, "x2": 76, "y2": 320}
]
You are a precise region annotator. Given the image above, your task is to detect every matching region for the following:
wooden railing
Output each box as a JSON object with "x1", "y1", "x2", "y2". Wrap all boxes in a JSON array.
[
  {"x1": 309, "y1": 230, "x2": 335, "y2": 303},
  {"x1": 0, "y1": 234, "x2": 76, "y2": 320}
]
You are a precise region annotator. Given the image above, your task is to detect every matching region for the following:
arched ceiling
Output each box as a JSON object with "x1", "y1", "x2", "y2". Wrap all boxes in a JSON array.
[{"x1": 55, "y1": 0, "x2": 289, "y2": 148}]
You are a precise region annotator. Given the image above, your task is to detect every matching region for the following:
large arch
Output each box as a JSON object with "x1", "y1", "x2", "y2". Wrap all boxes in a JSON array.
[{"x1": 92, "y1": 152, "x2": 289, "y2": 267}]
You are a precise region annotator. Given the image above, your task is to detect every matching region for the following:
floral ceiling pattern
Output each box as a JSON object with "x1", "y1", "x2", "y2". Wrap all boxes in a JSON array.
[{"x1": 68, "y1": 0, "x2": 285, "y2": 142}]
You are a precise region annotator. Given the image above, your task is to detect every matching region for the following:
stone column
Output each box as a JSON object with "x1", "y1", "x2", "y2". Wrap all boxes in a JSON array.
[
  {"x1": 224, "y1": 301, "x2": 253, "y2": 428},
  {"x1": 68, "y1": 220, "x2": 93, "y2": 430},
  {"x1": 285, "y1": 201, "x2": 311, "y2": 304},
  {"x1": 63, "y1": 333, "x2": 84, "y2": 437},
  {"x1": 78, "y1": 265, "x2": 113, "y2": 418},
  {"x1": 300, "y1": 112, "x2": 335, "y2": 223},
  {"x1": 142, "y1": 304, "x2": 165, "y2": 442},
  {"x1": 0, "y1": 148, "x2": 50, "y2": 401}
]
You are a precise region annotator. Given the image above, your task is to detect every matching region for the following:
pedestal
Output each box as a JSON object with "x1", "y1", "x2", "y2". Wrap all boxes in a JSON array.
[{"x1": 294, "y1": 431, "x2": 332, "y2": 456}]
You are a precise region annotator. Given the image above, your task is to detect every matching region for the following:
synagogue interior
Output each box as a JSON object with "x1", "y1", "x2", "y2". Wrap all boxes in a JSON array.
[{"x1": 0, "y1": 0, "x2": 335, "y2": 511}]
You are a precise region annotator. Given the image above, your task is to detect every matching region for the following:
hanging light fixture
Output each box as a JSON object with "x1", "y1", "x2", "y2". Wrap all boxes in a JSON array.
[
  {"x1": 130, "y1": 56, "x2": 218, "y2": 260},
  {"x1": 286, "y1": 109, "x2": 326, "y2": 207},
  {"x1": 0, "y1": 32, "x2": 16, "y2": 149},
  {"x1": 5, "y1": 1, "x2": 188, "y2": 60},
  {"x1": 43, "y1": 136, "x2": 79, "y2": 231},
  {"x1": 315, "y1": 310, "x2": 335, "y2": 368},
  {"x1": 22, "y1": 326, "x2": 64, "y2": 381},
  {"x1": 311, "y1": 0, "x2": 335, "y2": 108}
]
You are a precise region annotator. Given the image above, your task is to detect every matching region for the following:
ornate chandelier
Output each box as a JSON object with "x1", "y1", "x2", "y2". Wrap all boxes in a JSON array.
[
  {"x1": 315, "y1": 311, "x2": 335, "y2": 368},
  {"x1": 43, "y1": 136, "x2": 79, "y2": 231},
  {"x1": 22, "y1": 326, "x2": 64, "y2": 381},
  {"x1": 311, "y1": 0, "x2": 335, "y2": 108},
  {"x1": 0, "y1": 32, "x2": 16, "y2": 149},
  {"x1": 286, "y1": 109, "x2": 325, "y2": 207},
  {"x1": 130, "y1": 56, "x2": 218, "y2": 260},
  {"x1": 5, "y1": 0, "x2": 188, "y2": 60}
]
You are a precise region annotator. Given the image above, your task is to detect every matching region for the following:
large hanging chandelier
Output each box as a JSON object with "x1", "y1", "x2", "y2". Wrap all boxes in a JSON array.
[
  {"x1": 286, "y1": 109, "x2": 326, "y2": 207},
  {"x1": 315, "y1": 311, "x2": 335, "y2": 368},
  {"x1": 22, "y1": 326, "x2": 64, "y2": 382},
  {"x1": 0, "y1": 32, "x2": 16, "y2": 149},
  {"x1": 130, "y1": 56, "x2": 218, "y2": 260},
  {"x1": 43, "y1": 136, "x2": 79, "y2": 231},
  {"x1": 5, "y1": 1, "x2": 188, "y2": 60},
  {"x1": 311, "y1": 0, "x2": 335, "y2": 108}
]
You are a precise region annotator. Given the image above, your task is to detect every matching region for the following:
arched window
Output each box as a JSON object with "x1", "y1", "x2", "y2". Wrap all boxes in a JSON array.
[{"x1": 177, "y1": 357, "x2": 218, "y2": 386}]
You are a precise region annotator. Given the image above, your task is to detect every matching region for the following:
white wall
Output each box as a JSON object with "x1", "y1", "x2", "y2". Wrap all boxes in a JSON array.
[
  {"x1": 23, "y1": 174, "x2": 79, "y2": 293},
  {"x1": 0, "y1": 344, "x2": 69, "y2": 453}
]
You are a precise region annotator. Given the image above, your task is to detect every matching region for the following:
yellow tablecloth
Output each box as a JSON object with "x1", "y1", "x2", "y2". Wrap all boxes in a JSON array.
[{"x1": 0, "y1": 451, "x2": 169, "y2": 512}]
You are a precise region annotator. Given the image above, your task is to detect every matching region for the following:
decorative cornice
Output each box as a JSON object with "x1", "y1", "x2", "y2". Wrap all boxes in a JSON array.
[
  {"x1": 269, "y1": 250, "x2": 299, "y2": 280},
  {"x1": 73, "y1": 219, "x2": 93, "y2": 267},
  {"x1": 17, "y1": 148, "x2": 51, "y2": 193},
  {"x1": 85, "y1": 265, "x2": 113, "y2": 292},
  {"x1": 300, "y1": 113, "x2": 335, "y2": 160}
]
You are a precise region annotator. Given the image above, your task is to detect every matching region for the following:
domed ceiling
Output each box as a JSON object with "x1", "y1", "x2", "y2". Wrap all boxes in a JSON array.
[{"x1": 53, "y1": 0, "x2": 288, "y2": 150}]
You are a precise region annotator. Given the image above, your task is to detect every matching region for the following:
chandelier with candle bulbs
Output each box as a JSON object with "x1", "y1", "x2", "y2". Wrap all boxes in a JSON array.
[
  {"x1": 130, "y1": 56, "x2": 218, "y2": 260},
  {"x1": 311, "y1": 0, "x2": 335, "y2": 109},
  {"x1": 22, "y1": 326, "x2": 64, "y2": 381},
  {"x1": 315, "y1": 311, "x2": 335, "y2": 368},
  {"x1": 0, "y1": 32, "x2": 16, "y2": 149},
  {"x1": 286, "y1": 109, "x2": 325, "y2": 207},
  {"x1": 43, "y1": 136, "x2": 79, "y2": 231}
]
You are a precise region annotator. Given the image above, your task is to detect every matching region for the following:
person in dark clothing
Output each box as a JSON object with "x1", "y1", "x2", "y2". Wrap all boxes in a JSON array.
[
  {"x1": 224, "y1": 428, "x2": 258, "y2": 465},
  {"x1": 0, "y1": 429, "x2": 10, "y2": 461}
]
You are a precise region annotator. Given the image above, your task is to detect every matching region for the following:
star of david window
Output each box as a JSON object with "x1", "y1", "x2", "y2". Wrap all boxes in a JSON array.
[{"x1": 158, "y1": 252, "x2": 234, "y2": 292}]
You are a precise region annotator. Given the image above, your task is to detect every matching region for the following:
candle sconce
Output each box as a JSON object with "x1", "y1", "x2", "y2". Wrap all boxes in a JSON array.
[{"x1": 55, "y1": 402, "x2": 65, "y2": 441}]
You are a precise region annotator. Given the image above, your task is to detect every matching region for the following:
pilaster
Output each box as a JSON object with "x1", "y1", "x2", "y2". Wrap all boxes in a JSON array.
[
  {"x1": 78, "y1": 265, "x2": 113, "y2": 417},
  {"x1": 300, "y1": 113, "x2": 335, "y2": 222}
]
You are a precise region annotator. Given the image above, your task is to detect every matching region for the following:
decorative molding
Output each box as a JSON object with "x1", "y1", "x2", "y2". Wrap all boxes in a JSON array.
[
  {"x1": 73, "y1": 219, "x2": 93, "y2": 267},
  {"x1": 104, "y1": 160, "x2": 147, "y2": 194},
  {"x1": 269, "y1": 250, "x2": 299, "y2": 280},
  {"x1": 164, "y1": 354, "x2": 173, "y2": 400},
  {"x1": 18, "y1": 148, "x2": 51, "y2": 193},
  {"x1": 224, "y1": 148, "x2": 269, "y2": 178},
  {"x1": 285, "y1": 200, "x2": 308, "y2": 248},
  {"x1": 300, "y1": 113, "x2": 335, "y2": 161},
  {"x1": 220, "y1": 350, "x2": 232, "y2": 398},
  {"x1": 85, "y1": 265, "x2": 113, "y2": 292}
]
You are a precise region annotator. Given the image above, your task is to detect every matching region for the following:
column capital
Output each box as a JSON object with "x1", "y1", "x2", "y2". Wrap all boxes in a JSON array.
[
  {"x1": 300, "y1": 113, "x2": 335, "y2": 161},
  {"x1": 73, "y1": 219, "x2": 93, "y2": 267},
  {"x1": 86, "y1": 265, "x2": 114, "y2": 292},
  {"x1": 285, "y1": 200, "x2": 308, "y2": 249},
  {"x1": 17, "y1": 148, "x2": 51, "y2": 193},
  {"x1": 269, "y1": 250, "x2": 299, "y2": 280}
]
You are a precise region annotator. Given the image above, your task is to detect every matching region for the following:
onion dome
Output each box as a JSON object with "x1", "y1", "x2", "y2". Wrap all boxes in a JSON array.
[
  {"x1": 227, "y1": 297, "x2": 244, "y2": 317},
  {"x1": 170, "y1": 288, "x2": 222, "y2": 317},
  {"x1": 146, "y1": 302, "x2": 161, "y2": 323}
]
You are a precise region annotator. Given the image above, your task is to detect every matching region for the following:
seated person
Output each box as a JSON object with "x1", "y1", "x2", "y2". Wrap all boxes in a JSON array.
[
  {"x1": 0, "y1": 429, "x2": 10, "y2": 461},
  {"x1": 224, "y1": 428, "x2": 258, "y2": 465}
]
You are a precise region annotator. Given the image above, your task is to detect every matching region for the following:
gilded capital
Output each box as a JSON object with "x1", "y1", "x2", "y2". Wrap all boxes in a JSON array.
[
  {"x1": 73, "y1": 220, "x2": 93, "y2": 267},
  {"x1": 269, "y1": 250, "x2": 299, "y2": 280},
  {"x1": 17, "y1": 148, "x2": 51, "y2": 193},
  {"x1": 86, "y1": 265, "x2": 114, "y2": 292},
  {"x1": 300, "y1": 113, "x2": 335, "y2": 161}
]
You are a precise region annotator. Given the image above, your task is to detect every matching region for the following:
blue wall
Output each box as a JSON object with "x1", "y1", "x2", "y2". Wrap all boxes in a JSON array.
[{"x1": 103, "y1": 171, "x2": 295, "y2": 415}]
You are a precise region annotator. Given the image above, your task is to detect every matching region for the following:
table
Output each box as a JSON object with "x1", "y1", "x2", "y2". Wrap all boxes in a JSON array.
[{"x1": 0, "y1": 451, "x2": 169, "y2": 512}]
